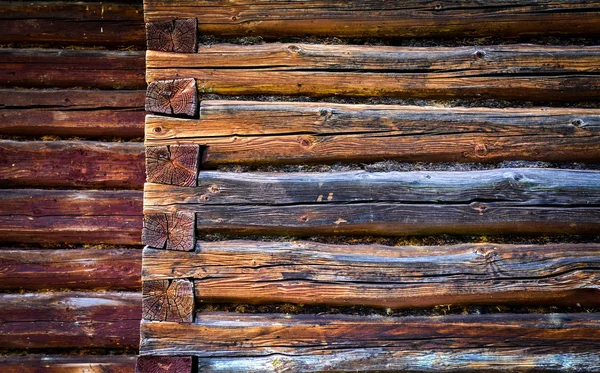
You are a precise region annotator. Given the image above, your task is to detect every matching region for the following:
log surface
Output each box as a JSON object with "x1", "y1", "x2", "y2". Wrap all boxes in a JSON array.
[{"x1": 0, "y1": 355, "x2": 137, "y2": 373}]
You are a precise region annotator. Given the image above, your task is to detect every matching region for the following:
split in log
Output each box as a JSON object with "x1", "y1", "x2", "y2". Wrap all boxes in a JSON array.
[
  {"x1": 0, "y1": 48, "x2": 145, "y2": 89},
  {"x1": 0, "y1": 189, "x2": 143, "y2": 245},
  {"x1": 142, "y1": 212, "x2": 195, "y2": 251},
  {"x1": 145, "y1": 101, "x2": 600, "y2": 164},
  {"x1": 143, "y1": 279, "x2": 194, "y2": 322},
  {"x1": 146, "y1": 145, "x2": 200, "y2": 186},
  {"x1": 143, "y1": 0, "x2": 600, "y2": 39},
  {"x1": 0, "y1": 292, "x2": 141, "y2": 350},
  {"x1": 146, "y1": 45, "x2": 600, "y2": 101},
  {"x1": 146, "y1": 79, "x2": 197, "y2": 116},
  {"x1": 0, "y1": 355, "x2": 137, "y2": 373},
  {"x1": 136, "y1": 356, "x2": 193, "y2": 373},
  {"x1": 0, "y1": 248, "x2": 141, "y2": 291},
  {"x1": 0, "y1": 140, "x2": 145, "y2": 189},
  {"x1": 147, "y1": 19, "x2": 197, "y2": 53},
  {"x1": 0, "y1": 89, "x2": 145, "y2": 138},
  {"x1": 0, "y1": 2, "x2": 144, "y2": 48},
  {"x1": 143, "y1": 241, "x2": 600, "y2": 309}
]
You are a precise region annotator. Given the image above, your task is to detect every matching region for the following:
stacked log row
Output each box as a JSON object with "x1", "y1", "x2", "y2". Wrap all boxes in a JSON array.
[
  {"x1": 140, "y1": 2, "x2": 600, "y2": 369},
  {"x1": 0, "y1": 0, "x2": 146, "y2": 371}
]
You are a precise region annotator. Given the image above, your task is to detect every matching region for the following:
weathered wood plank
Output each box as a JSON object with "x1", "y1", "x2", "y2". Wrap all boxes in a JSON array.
[
  {"x1": 143, "y1": 241, "x2": 600, "y2": 308},
  {"x1": 143, "y1": 279, "x2": 194, "y2": 322},
  {"x1": 0, "y1": 248, "x2": 141, "y2": 291},
  {"x1": 0, "y1": 189, "x2": 142, "y2": 245},
  {"x1": 0, "y1": 48, "x2": 145, "y2": 89},
  {"x1": 1, "y1": 355, "x2": 137, "y2": 373},
  {"x1": 146, "y1": 102, "x2": 600, "y2": 164},
  {"x1": 0, "y1": 140, "x2": 145, "y2": 189},
  {"x1": 146, "y1": 45, "x2": 600, "y2": 101},
  {"x1": 136, "y1": 356, "x2": 193, "y2": 373},
  {"x1": 0, "y1": 2, "x2": 145, "y2": 48},
  {"x1": 0, "y1": 292, "x2": 141, "y2": 349},
  {"x1": 140, "y1": 312, "x2": 600, "y2": 356},
  {"x1": 0, "y1": 89, "x2": 145, "y2": 138},
  {"x1": 143, "y1": 0, "x2": 600, "y2": 39}
]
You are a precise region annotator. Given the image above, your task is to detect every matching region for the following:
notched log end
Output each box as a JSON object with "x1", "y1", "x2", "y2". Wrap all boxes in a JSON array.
[
  {"x1": 146, "y1": 18, "x2": 197, "y2": 53},
  {"x1": 146, "y1": 144, "x2": 200, "y2": 186},
  {"x1": 136, "y1": 356, "x2": 193, "y2": 373},
  {"x1": 142, "y1": 212, "x2": 195, "y2": 251},
  {"x1": 146, "y1": 78, "x2": 197, "y2": 117},
  {"x1": 143, "y1": 279, "x2": 195, "y2": 323}
]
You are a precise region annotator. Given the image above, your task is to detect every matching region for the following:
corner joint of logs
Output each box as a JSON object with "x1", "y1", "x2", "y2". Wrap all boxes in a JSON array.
[
  {"x1": 146, "y1": 78, "x2": 198, "y2": 117},
  {"x1": 142, "y1": 212, "x2": 195, "y2": 251},
  {"x1": 143, "y1": 278, "x2": 195, "y2": 323},
  {"x1": 146, "y1": 144, "x2": 200, "y2": 187},
  {"x1": 146, "y1": 18, "x2": 197, "y2": 53},
  {"x1": 136, "y1": 356, "x2": 194, "y2": 373}
]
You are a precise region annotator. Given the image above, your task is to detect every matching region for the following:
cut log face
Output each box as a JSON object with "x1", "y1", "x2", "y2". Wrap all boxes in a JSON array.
[
  {"x1": 146, "y1": 19, "x2": 197, "y2": 53},
  {"x1": 142, "y1": 279, "x2": 194, "y2": 323},
  {"x1": 146, "y1": 145, "x2": 200, "y2": 187},
  {"x1": 136, "y1": 356, "x2": 193, "y2": 373},
  {"x1": 146, "y1": 78, "x2": 197, "y2": 116},
  {"x1": 142, "y1": 212, "x2": 195, "y2": 251}
]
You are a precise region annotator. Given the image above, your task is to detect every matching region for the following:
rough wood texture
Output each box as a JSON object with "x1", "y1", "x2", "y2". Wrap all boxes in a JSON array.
[
  {"x1": 1, "y1": 355, "x2": 137, "y2": 373},
  {"x1": 0, "y1": 248, "x2": 141, "y2": 291},
  {"x1": 143, "y1": 279, "x2": 194, "y2": 322},
  {"x1": 146, "y1": 79, "x2": 197, "y2": 116},
  {"x1": 147, "y1": 19, "x2": 197, "y2": 53},
  {"x1": 146, "y1": 145, "x2": 200, "y2": 186},
  {"x1": 0, "y1": 292, "x2": 141, "y2": 349},
  {"x1": 146, "y1": 102, "x2": 600, "y2": 164},
  {"x1": 146, "y1": 45, "x2": 600, "y2": 101},
  {"x1": 0, "y1": 2, "x2": 144, "y2": 48},
  {"x1": 0, "y1": 189, "x2": 142, "y2": 245},
  {"x1": 136, "y1": 356, "x2": 192, "y2": 373},
  {"x1": 143, "y1": 241, "x2": 600, "y2": 308},
  {"x1": 140, "y1": 312, "x2": 600, "y2": 356},
  {"x1": 0, "y1": 48, "x2": 145, "y2": 89},
  {"x1": 142, "y1": 212, "x2": 195, "y2": 251},
  {"x1": 0, "y1": 89, "x2": 145, "y2": 138},
  {"x1": 0, "y1": 140, "x2": 145, "y2": 189},
  {"x1": 143, "y1": 0, "x2": 600, "y2": 39}
]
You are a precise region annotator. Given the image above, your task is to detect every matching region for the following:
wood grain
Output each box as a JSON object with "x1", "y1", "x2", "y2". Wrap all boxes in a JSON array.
[
  {"x1": 146, "y1": 101, "x2": 600, "y2": 164},
  {"x1": 0, "y1": 355, "x2": 137, "y2": 373},
  {"x1": 136, "y1": 356, "x2": 192, "y2": 373},
  {"x1": 0, "y1": 89, "x2": 145, "y2": 138},
  {"x1": 0, "y1": 248, "x2": 141, "y2": 291},
  {"x1": 143, "y1": 279, "x2": 194, "y2": 322},
  {"x1": 0, "y1": 292, "x2": 141, "y2": 350},
  {"x1": 0, "y1": 189, "x2": 142, "y2": 245},
  {"x1": 146, "y1": 45, "x2": 600, "y2": 101},
  {"x1": 146, "y1": 145, "x2": 200, "y2": 186},
  {"x1": 0, "y1": 140, "x2": 145, "y2": 189},
  {"x1": 146, "y1": 19, "x2": 197, "y2": 53},
  {"x1": 143, "y1": 0, "x2": 600, "y2": 39},
  {"x1": 142, "y1": 212, "x2": 195, "y2": 251},
  {"x1": 146, "y1": 79, "x2": 197, "y2": 116}
]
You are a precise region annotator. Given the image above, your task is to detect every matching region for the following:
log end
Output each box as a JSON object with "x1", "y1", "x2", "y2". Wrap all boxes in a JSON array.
[
  {"x1": 146, "y1": 78, "x2": 197, "y2": 117},
  {"x1": 136, "y1": 356, "x2": 193, "y2": 373},
  {"x1": 142, "y1": 212, "x2": 195, "y2": 251},
  {"x1": 146, "y1": 144, "x2": 200, "y2": 187},
  {"x1": 146, "y1": 19, "x2": 197, "y2": 53},
  {"x1": 142, "y1": 279, "x2": 195, "y2": 323}
]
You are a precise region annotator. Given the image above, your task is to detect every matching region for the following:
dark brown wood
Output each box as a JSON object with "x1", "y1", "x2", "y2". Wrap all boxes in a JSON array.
[
  {"x1": 147, "y1": 19, "x2": 197, "y2": 53},
  {"x1": 0, "y1": 355, "x2": 137, "y2": 373},
  {"x1": 0, "y1": 189, "x2": 143, "y2": 245},
  {"x1": 143, "y1": 241, "x2": 600, "y2": 308},
  {"x1": 146, "y1": 45, "x2": 600, "y2": 101},
  {"x1": 146, "y1": 79, "x2": 197, "y2": 116},
  {"x1": 0, "y1": 140, "x2": 145, "y2": 189},
  {"x1": 0, "y1": 48, "x2": 145, "y2": 89},
  {"x1": 0, "y1": 248, "x2": 141, "y2": 291},
  {"x1": 144, "y1": 0, "x2": 600, "y2": 39},
  {"x1": 0, "y1": 2, "x2": 145, "y2": 48},
  {"x1": 142, "y1": 212, "x2": 195, "y2": 250},
  {"x1": 143, "y1": 279, "x2": 194, "y2": 322},
  {"x1": 0, "y1": 292, "x2": 141, "y2": 349},
  {"x1": 0, "y1": 89, "x2": 145, "y2": 138},
  {"x1": 136, "y1": 356, "x2": 192, "y2": 373},
  {"x1": 146, "y1": 101, "x2": 600, "y2": 164},
  {"x1": 146, "y1": 145, "x2": 200, "y2": 186}
]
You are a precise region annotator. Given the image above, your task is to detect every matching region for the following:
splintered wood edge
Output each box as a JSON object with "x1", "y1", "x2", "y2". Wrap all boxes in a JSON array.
[
  {"x1": 146, "y1": 78, "x2": 197, "y2": 117},
  {"x1": 146, "y1": 18, "x2": 197, "y2": 53},
  {"x1": 142, "y1": 279, "x2": 195, "y2": 323},
  {"x1": 142, "y1": 212, "x2": 195, "y2": 251},
  {"x1": 146, "y1": 144, "x2": 200, "y2": 187},
  {"x1": 136, "y1": 356, "x2": 193, "y2": 373}
]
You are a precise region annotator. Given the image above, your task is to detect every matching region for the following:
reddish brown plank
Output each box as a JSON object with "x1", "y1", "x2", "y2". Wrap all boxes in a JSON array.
[
  {"x1": 146, "y1": 144, "x2": 200, "y2": 186},
  {"x1": 142, "y1": 212, "x2": 195, "y2": 251},
  {"x1": 142, "y1": 279, "x2": 194, "y2": 322},
  {"x1": 0, "y1": 355, "x2": 137, "y2": 373},
  {"x1": 146, "y1": 78, "x2": 197, "y2": 116},
  {"x1": 146, "y1": 19, "x2": 197, "y2": 53},
  {"x1": 136, "y1": 356, "x2": 193, "y2": 373}
]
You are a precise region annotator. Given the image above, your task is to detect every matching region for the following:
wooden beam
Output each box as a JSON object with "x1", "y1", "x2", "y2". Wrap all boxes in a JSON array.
[
  {"x1": 143, "y1": 0, "x2": 600, "y2": 39},
  {"x1": 0, "y1": 140, "x2": 145, "y2": 189},
  {"x1": 142, "y1": 212, "x2": 195, "y2": 251},
  {"x1": 146, "y1": 79, "x2": 197, "y2": 116},
  {"x1": 146, "y1": 45, "x2": 600, "y2": 101},
  {"x1": 0, "y1": 355, "x2": 137, "y2": 373},
  {"x1": 143, "y1": 279, "x2": 194, "y2": 322},
  {"x1": 136, "y1": 356, "x2": 193, "y2": 373},
  {"x1": 146, "y1": 19, "x2": 197, "y2": 53}
]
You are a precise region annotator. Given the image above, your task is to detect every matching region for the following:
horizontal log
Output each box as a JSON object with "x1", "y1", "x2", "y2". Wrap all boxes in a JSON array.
[
  {"x1": 0, "y1": 2, "x2": 144, "y2": 48},
  {"x1": 140, "y1": 312, "x2": 600, "y2": 356},
  {"x1": 0, "y1": 355, "x2": 136, "y2": 373},
  {"x1": 0, "y1": 248, "x2": 141, "y2": 291},
  {"x1": 146, "y1": 45, "x2": 600, "y2": 101},
  {"x1": 0, "y1": 292, "x2": 141, "y2": 350},
  {"x1": 0, "y1": 89, "x2": 145, "y2": 138},
  {"x1": 144, "y1": 0, "x2": 600, "y2": 39},
  {"x1": 1, "y1": 48, "x2": 145, "y2": 89},
  {"x1": 0, "y1": 189, "x2": 142, "y2": 245},
  {"x1": 0, "y1": 140, "x2": 145, "y2": 189},
  {"x1": 146, "y1": 101, "x2": 600, "y2": 164},
  {"x1": 143, "y1": 241, "x2": 600, "y2": 309}
]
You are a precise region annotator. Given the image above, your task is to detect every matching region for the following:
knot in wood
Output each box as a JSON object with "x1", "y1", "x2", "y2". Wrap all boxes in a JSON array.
[
  {"x1": 474, "y1": 143, "x2": 488, "y2": 156},
  {"x1": 470, "y1": 202, "x2": 488, "y2": 214},
  {"x1": 473, "y1": 50, "x2": 486, "y2": 59}
]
